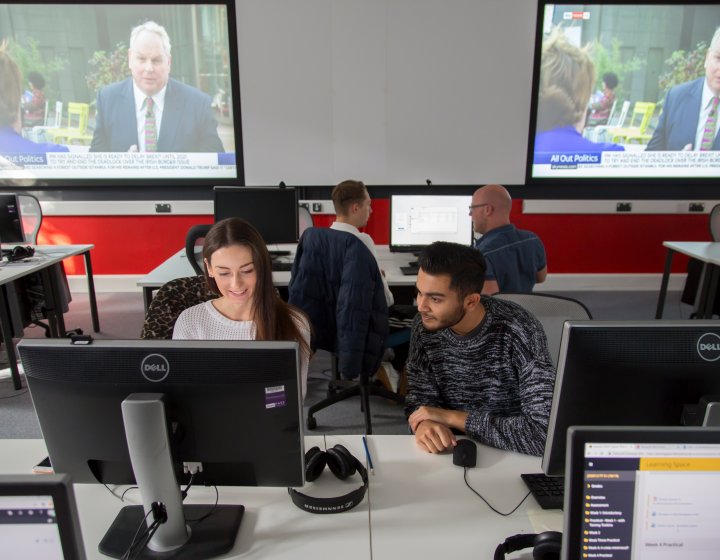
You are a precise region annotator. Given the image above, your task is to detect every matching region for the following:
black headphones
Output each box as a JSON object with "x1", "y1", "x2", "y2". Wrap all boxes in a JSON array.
[
  {"x1": 288, "y1": 444, "x2": 368, "y2": 514},
  {"x1": 494, "y1": 532, "x2": 562, "y2": 560},
  {"x1": 6, "y1": 245, "x2": 35, "y2": 262}
]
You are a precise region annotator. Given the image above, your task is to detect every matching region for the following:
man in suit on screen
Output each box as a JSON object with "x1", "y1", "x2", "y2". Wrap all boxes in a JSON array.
[
  {"x1": 90, "y1": 21, "x2": 225, "y2": 153},
  {"x1": 647, "y1": 27, "x2": 720, "y2": 151}
]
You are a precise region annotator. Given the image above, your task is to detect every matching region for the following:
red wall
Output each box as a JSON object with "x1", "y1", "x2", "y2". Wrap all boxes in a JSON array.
[{"x1": 44, "y1": 199, "x2": 706, "y2": 276}]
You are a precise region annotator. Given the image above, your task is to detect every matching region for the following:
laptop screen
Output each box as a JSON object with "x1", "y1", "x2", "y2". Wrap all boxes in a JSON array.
[
  {"x1": 564, "y1": 427, "x2": 720, "y2": 560},
  {"x1": 0, "y1": 494, "x2": 64, "y2": 559}
]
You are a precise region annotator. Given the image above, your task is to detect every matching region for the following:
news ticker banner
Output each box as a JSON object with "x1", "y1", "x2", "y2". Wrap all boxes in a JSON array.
[
  {"x1": 0, "y1": 152, "x2": 237, "y2": 179},
  {"x1": 533, "y1": 150, "x2": 720, "y2": 178}
]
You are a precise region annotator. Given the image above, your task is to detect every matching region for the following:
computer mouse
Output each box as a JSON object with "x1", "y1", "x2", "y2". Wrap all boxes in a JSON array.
[{"x1": 452, "y1": 438, "x2": 477, "y2": 467}]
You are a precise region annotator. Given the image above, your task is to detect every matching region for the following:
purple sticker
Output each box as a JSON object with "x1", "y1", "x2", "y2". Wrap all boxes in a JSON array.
[{"x1": 265, "y1": 385, "x2": 287, "y2": 409}]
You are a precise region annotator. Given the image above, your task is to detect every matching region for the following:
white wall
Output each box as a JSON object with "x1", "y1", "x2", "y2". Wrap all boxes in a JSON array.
[{"x1": 236, "y1": 0, "x2": 537, "y2": 185}]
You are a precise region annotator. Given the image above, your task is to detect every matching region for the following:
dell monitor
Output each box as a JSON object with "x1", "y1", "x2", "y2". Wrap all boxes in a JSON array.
[
  {"x1": 18, "y1": 339, "x2": 304, "y2": 559},
  {"x1": 543, "y1": 320, "x2": 720, "y2": 477},
  {"x1": 214, "y1": 186, "x2": 299, "y2": 245},
  {"x1": 389, "y1": 195, "x2": 473, "y2": 252}
]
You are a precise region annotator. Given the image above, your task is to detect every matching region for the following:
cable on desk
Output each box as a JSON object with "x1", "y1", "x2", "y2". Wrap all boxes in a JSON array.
[{"x1": 463, "y1": 468, "x2": 532, "y2": 516}]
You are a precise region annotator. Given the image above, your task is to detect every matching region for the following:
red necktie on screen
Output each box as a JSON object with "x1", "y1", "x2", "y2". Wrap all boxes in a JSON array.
[
  {"x1": 145, "y1": 97, "x2": 157, "y2": 152},
  {"x1": 700, "y1": 96, "x2": 719, "y2": 151}
]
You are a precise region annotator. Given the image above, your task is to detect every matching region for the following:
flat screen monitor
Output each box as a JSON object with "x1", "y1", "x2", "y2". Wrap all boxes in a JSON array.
[
  {"x1": 543, "y1": 320, "x2": 720, "y2": 477},
  {"x1": 18, "y1": 339, "x2": 304, "y2": 558},
  {"x1": 0, "y1": 193, "x2": 24, "y2": 243},
  {"x1": 0, "y1": 474, "x2": 86, "y2": 560},
  {"x1": 526, "y1": 2, "x2": 720, "y2": 193},
  {"x1": 214, "y1": 186, "x2": 299, "y2": 245},
  {"x1": 563, "y1": 426, "x2": 720, "y2": 560},
  {"x1": 0, "y1": 0, "x2": 243, "y2": 186},
  {"x1": 389, "y1": 195, "x2": 473, "y2": 252}
]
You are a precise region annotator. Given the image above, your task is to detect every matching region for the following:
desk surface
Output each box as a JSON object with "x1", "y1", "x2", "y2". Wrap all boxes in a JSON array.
[
  {"x1": 0, "y1": 436, "x2": 560, "y2": 559},
  {"x1": 662, "y1": 241, "x2": 720, "y2": 264},
  {"x1": 137, "y1": 244, "x2": 418, "y2": 289},
  {"x1": 0, "y1": 244, "x2": 94, "y2": 285}
]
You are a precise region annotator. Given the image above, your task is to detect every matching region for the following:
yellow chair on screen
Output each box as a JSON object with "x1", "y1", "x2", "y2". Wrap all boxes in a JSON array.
[
  {"x1": 48, "y1": 102, "x2": 93, "y2": 145},
  {"x1": 609, "y1": 101, "x2": 656, "y2": 144}
]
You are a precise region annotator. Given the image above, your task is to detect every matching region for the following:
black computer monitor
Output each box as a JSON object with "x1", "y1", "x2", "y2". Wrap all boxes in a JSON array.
[
  {"x1": 214, "y1": 186, "x2": 299, "y2": 245},
  {"x1": 18, "y1": 339, "x2": 304, "y2": 559},
  {"x1": 542, "y1": 320, "x2": 720, "y2": 477},
  {"x1": 389, "y1": 195, "x2": 473, "y2": 252},
  {"x1": 0, "y1": 193, "x2": 25, "y2": 244},
  {"x1": 0, "y1": 474, "x2": 86, "y2": 560}
]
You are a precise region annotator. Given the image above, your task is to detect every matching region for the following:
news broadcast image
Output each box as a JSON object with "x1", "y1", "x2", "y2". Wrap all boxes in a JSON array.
[
  {"x1": 0, "y1": 2, "x2": 238, "y2": 182},
  {"x1": 531, "y1": 3, "x2": 720, "y2": 180}
]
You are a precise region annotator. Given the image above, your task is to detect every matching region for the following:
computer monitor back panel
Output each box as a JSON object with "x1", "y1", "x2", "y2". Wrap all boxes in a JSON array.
[
  {"x1": 0, "y1": 193, "x2": 25, "y2": 244},
  {"x1": 214, "y1": 186, "x2": 298, "y2": 244},
  {"x1": 543, "y1": 321, "x2": 720, "y2": 476},
  {"x1": 19, "y1": 339, "x2": 304, "y2": 487},
  {"x1": 389, "y1": 195, "x2": 472, "y2": 252}
]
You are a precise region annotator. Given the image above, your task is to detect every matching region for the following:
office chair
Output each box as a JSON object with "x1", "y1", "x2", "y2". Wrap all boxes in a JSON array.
[
  {"x1": 289, "y1": 227, "x2": 402, "y2": 434},
  {"x1": 492, "y1": 293, "x2": 592, "y2": 367},
  {"x1": 185, "y1": 224, "x2": 211, "y2": 276},
  {"x1": 681, "y1": 203, "x2": 720, "y2": 318},
  {"x1": 140, "y1": 275, "x2": 217, "y2": 339}
]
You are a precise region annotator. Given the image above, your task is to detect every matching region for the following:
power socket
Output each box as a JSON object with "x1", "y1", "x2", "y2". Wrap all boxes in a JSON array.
[
  {"x1": 689, "y1": 202, "x2": 705, "y2": 213},
  {"x1": 312, "y1": 203, "x2": 323, "y2": 213},
  {"x1": 616, "y1": 202, "x2": 632, "y2": 212}
]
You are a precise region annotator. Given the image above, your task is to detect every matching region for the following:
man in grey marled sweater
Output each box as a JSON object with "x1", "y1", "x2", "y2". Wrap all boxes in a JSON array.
[{"x1": 405, "y1": 242, "x2": 555, "y2": 456}]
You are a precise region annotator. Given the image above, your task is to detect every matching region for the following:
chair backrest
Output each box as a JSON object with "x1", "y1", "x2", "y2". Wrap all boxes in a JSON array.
[
  {"x1": 492, "y1": 293, "x2": 592, "y2": 367},
  {"x1": 185, "y1": 224, "x2": 212, "y2": 276},
  {"x1": 41, "y1": 99, "x2": 50, "y2": 126},
  {"x1": 288, "y1": 227, "x2": 388, "y2": 378},
  {"x1": 627, "y1": 101, "x2": 655, "y2": 132},
  {"x1": 66, "y1": 102, "x2": 89, "y2": 132},
  {"x1": 17, "y1": 194, "x2": 42, "y2": 244},
  {"x1": 298, "y1": 205, "x2": 314, "y2": 236},
  {"x1": 52, "y1": 101, "x2": 63, "y2": 127},
  {"x1": 613, "y1": 100, "x2": 631, "y2": 127},
  {"x1": 710, "y1": 203, "x2": 720, "y2": 242},
  {"x1": 140, "y1": 275, "x2": 217, "y2": 339}
]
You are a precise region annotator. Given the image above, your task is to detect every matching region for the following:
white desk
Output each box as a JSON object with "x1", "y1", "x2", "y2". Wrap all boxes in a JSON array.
[
  {"x1": 366, "y1": 435, "x2": 563, "y2": 559},
  {"x1": 0, "y1": 244, "x2": 99, "y2": 389},
  {"x1": 137, "y1": 244, "x2": 418, "y2": 310},
  {"x1": 0, "y1": 436, "x2": 371, "y2": 560},
  {"x1": 0, "y1": 436, "x2": 563, "y2": 559},
  {"x1": 655, "y1": 241, "x2": 720, "y2": 319}
]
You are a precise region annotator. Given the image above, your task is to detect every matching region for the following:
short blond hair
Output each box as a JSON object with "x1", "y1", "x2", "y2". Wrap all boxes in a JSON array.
[
  {"x1": 130, "y1": 21, "x2": 172, "y2": 57},
  {"x1": 536, "y1": 28, "x2": 595, "y2": 132},
  {"x1": 0, "y1": 40, "x2": 22, "y2": 128}
]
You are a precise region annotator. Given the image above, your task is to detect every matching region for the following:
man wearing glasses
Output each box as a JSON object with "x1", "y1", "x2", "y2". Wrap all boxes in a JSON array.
[{"x1": 469, "y1": 184, "x2": 547, "y2": 294}]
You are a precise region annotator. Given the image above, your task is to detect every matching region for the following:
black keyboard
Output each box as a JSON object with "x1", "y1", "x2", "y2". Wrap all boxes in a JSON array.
[
  {"x1": 521, "y1": 473, "x2": 564, "y2": 510},
  {"x1": 271, "y1": 261, "x2": 293, "y2": 272},
  {"x1": 400, "y1": 265, "x2": 419, "y2": 276}
]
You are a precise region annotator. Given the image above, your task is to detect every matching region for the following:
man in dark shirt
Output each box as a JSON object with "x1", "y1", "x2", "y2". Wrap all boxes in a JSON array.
[
  {"x1": 405, "y1": 242, "x2": 555, "y2": 456},
  {"x1": 470, "y1": 184, "x2": 547, "y2": 294}
]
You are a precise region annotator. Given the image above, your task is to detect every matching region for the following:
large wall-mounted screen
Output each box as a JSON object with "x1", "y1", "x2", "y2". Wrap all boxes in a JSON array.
[
  {"x1": 527, "y1": 1, "x2": 720, "y2": 186},
  {"x1": 0, "y1": 0, "x2": 242, "y2": 185}
]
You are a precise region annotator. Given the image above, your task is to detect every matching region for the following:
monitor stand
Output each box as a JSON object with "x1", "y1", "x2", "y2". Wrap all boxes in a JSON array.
[{"x1": 98, "y1": 394, "x2": 244, "y2": 559}]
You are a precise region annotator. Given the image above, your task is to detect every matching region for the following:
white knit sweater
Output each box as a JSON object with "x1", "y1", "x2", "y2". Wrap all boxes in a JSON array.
[{"x1": 172, "y1": 300, "x2": 310, "y2": 399}]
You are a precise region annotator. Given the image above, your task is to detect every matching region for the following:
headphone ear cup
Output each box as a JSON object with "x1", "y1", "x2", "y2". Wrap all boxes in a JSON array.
[
  {"x1": 326, "y1": 444, "x2": 356, "y2": 480},
  {"x1": 304, "y1": 447, "x2": 327, "y2": 482},
  {"x1": 533, "y1": 531, "x2": 562, "y2": 560}
]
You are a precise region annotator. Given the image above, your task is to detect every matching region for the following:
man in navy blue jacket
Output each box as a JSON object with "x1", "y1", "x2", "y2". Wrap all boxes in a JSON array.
[{"x1": 90, "y1": 21, "x2": 224, "y2": 153}]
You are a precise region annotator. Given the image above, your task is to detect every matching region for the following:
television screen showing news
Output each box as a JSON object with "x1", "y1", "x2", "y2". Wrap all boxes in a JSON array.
[
  {"x1": 0, "y1": 1, "x2": 240, "y2": 183},
  {"x1": 529, "y1": 2, "x2": 720, "y2": 180}
]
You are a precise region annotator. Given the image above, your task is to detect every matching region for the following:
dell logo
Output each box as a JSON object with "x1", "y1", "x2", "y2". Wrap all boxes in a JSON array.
[
  {"x1": 697, "y1": 333, "x2": 720, "y2": 362},
  {"x1": 140, "y1": 354, "x2": 170, "y2": 382}
]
